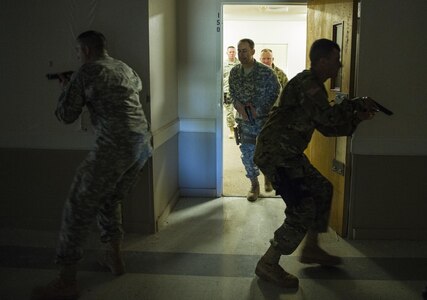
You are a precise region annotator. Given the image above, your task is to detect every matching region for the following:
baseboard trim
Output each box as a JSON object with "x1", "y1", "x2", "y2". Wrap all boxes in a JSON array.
[
  {"x1": 180, "y1": 188, "x2": 217, "y2": 198},
  {"x1": 156, "y1": 189, "x2": 180, "y2": 231},
  {"x1": 0, "y1": 217, "x2": 61, "y2": 231},
  {"x1": 352, "y1": 228, "x2": 427, "y2": 240}
]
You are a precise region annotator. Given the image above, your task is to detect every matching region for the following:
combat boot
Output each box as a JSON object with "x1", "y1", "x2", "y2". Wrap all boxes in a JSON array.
[
  {"x1": 299, "y1": 245, "x2": 342, "y2": 266},
  {"x1": 228, "y1": 126, "x2": 234, "y2": 139},
  {"x1": 255, "y1": 258, "x2": 299, "y2": 289},
  {"x1": 247, "y1": 177, "x2": 260, "y2": 202},
  {"x1": 264, "y1": 175, "x2": 273, "y2": 192},
  {"x1": 98, "y1": 239, "x2": 125, "y2": 276},
  {"x1": 31, "y1": 264, "x2": 79, "y2": 300},
  {"x1": 299, "y1": 231, "x2": 342, "y2": 266}
]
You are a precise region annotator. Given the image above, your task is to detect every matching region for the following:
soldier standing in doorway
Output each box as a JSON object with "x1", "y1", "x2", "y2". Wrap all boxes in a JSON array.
[
  {"x1": 229, "y1": 38, "x2": 280, "y2": 201},
  {"x1": 223, "y1": 45, "x2": 239, "y2": 139},
  {"x1": 260, "y1": 48, "x2": 289, "y2": 91}
]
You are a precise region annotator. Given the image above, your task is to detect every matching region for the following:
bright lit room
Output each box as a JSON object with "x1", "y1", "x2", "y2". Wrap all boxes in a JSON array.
[{"x1": 222, "y1": 4, "x2": 307, "y2": 197}]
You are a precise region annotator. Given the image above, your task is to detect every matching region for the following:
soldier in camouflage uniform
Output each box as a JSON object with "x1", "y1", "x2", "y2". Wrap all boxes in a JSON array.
[
  {"x1": 32, "y1": 31, "x2": 152, "y2": 300},
  {"x1": 253, "y1": 39, "x2": 378, "y2": 288},
  {"x1": 229, "y1": 38, "x2": 280, "y2": 201},
  {"x1": 223, "y1": 46, "x2": 239, "y2": 138},
  {"x1": 260, "y1": 48, "x2": 288, "y2": 90}
]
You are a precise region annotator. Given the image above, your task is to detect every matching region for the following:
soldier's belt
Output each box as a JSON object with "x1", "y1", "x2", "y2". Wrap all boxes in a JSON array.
[
  {"x1": 240, "y1": 136, "x2": 257, "y2": 144},
  {"x1": 234, "y1": 126, "x2": 257, "y2": 145}
]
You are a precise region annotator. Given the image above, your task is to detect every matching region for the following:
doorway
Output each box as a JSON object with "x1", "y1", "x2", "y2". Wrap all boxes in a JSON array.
[{"x1": 221, "y1": 4, "x2": 308, "y2": 197}]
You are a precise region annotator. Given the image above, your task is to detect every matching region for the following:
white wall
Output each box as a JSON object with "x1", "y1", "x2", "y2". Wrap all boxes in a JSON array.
[
  {"x1": 177, "y1": 0, "x2": 219, "y2": 196},
  {"x1": 149, "y1": 0, "x2": 180, "y2": 225},
  {"x1": 0, "y1": 0, "x2": 151, "y2": 150},
  {"x1": 149, "y1": 0, "x2": 179, "y2": 134},
  {"x1": 223, "y1": 20, "x2": 306, "y2": 79},
  {"x1": 353, "y1": 0, "x2": 427, "y2": 156},
  {"x1": 348, "y1": 0, "x2": 427, "y2": 239},
  {"x1": 0, "y1": 0, "x2": 157, "y2": 233}
]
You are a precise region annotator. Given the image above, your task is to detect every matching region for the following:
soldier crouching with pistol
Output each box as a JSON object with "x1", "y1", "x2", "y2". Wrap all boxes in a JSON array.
[
  {"x1": 253, "y1": 38, "x2": 378, "y2": 289},
  {"x1": 32, "y1": 30, "x2": 152, "y2": 300},
  {"x1": 229, "y1": 38, "x2": 281, "y2": 202}
]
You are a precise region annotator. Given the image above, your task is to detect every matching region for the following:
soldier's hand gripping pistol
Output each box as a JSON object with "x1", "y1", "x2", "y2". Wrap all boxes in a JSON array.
[
  {"x1": 243, "y1": 103, "x2": 257, "y2": 125},
  {"x1": 46, "y1": 71, "x2": 74, "y2": 82},
  {"x1": 234, "y1": 101, "x2": 257, "y2": 124}
]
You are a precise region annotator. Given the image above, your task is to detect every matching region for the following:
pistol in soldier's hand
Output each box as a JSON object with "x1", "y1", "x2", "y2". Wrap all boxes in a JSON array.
[
  {"x1": 243, "y1": 103, "x2": 257, "y2": 125},
  {"x1": 58, "y1": 73, "x2": 70, "y2": 89},
  {"x1": 358, "y1": 96, "x2": 378, "y2": 120},
  {"x1": 246, "y1": 102, "x2": 257, "y2": 120},
  {"x1": 361, "y1": 96, "x2": 379, "y2": 112},
  {"x1": 234, "y1": 101, "x2": 249, "y2": 121}
]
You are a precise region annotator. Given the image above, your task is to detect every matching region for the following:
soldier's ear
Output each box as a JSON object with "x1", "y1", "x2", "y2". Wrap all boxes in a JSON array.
[
  {"x1": 317, "y1": 57, "x2": 328, "y2": 68},
  {"x1": 83, "y1": 46, "x2": 90, "y2": 57}
]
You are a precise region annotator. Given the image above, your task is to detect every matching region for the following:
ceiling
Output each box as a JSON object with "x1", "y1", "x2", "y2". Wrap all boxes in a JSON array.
[{"x1": 223, "y1": 4, "x2": 307, "y2": 22}]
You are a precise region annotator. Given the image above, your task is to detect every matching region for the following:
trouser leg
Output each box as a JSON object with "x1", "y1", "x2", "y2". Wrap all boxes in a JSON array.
[
  {"x1": 55, "y1": 157, "x2": 105, "y2": 265},
  {"x1": 271, "y1": 161, "x2": 333, "y2": 255},
  {"x1": 224, "y1": 103, "x2": 236, "y2": 128},
  {"x1": 55, "y1": 140, "x2": 152, "y2": 265},
  {"x1": 97, "y1": 143, "x2": 152, "y2": 242},
  {"x1": 239, "y1": 142, "x2": 260, "y2": 179}
]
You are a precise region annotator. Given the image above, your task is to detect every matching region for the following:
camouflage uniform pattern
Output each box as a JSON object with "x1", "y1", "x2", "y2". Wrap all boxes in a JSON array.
[
  {"x1": 223, "y1": 58, "x2": 239, "y2": 128},
  {"x1": 272, "y1": 63, "x2": 288, "y2": 90},
  {"x1": 229, "y1": 60, "x2": 280, "y2": 179},
  {"x1": 254, "y1": 69, "x2": 366, "y2": 255},
  {"x1": 55, "y1": 55, "x2": 152, "y2": 265}
]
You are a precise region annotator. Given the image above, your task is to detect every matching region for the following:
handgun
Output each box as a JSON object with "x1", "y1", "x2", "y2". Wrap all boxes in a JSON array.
[
  {"x1": 46, "y1": 71, "x2": 74, "y2": 81},
  {"x1": 233, "y1": 126, "x2": 240, "y2": 145},
  {"x1": 244, "y1": 105, "x2": 255, "y2": 124},
  {"x1": 371, "y1": 99, "x2": 394, "y2": 116},
  {"x1": 357, "y1": 97, "x2": 394, "y2": 116}
]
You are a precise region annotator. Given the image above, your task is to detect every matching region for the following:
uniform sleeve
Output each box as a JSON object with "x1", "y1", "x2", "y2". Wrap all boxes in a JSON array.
[
  {"x1": 315, "y1": 107, "x2": 362, "y2": 136},
  {"x1": 278, "y1": 70, "x2": 288, "y2": 89},
  {"x1": 302, "y1": 81, "x2": 362, "y2": 137},
  {"x1": 264, "y1": 69, "x2": 280, "y2": 107},
  {"x1": 133, "y1": 69, "x2": 143, "y2": 93},
  {"x1": 270, "y1": 71, "x2": 281, "y2": 103},
  {"x1": 229, "y1": 67, "x2": 238, "y2": 104},
  {"x1": 55, "y1": 72, "x2": 86, "y2": 124}
]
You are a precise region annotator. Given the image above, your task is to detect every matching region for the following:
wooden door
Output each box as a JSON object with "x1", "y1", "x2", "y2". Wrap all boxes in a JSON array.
[{"x1": 305, "y1": 0, "x2": 358, "y2": 236}]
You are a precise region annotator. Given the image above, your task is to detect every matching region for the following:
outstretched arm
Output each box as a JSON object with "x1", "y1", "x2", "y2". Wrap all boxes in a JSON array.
[{"x1": 55, "y1": 72, "x2": 86, "y2": 124}]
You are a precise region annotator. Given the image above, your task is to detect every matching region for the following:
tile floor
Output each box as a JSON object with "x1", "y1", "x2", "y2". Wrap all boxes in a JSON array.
[{"x1": 1, "y1": 197, "x2": 427, "y2": 299}]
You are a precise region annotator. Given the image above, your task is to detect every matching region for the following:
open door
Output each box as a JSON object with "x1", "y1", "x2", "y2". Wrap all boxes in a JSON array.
[{"x1": 305, "y1": 0, "x2": 358, "y2": 236}]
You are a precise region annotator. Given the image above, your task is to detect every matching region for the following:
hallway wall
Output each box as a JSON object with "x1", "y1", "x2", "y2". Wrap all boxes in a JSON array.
[
  {"x1": 177, "y1": 0, "x2": 219, "y2": 197},
  {"x1": 149, "y1": 0, "x2": 180, "y2": 230},
  {"x1": 349, "y1": 0, "x2": 427, "y2": 239},
  {"x1": 2, "y1": 0, "x2": 426, "y2": 239},
  {"x1": 0, "y1": 0, "x2": 157, "y2": 233}
]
